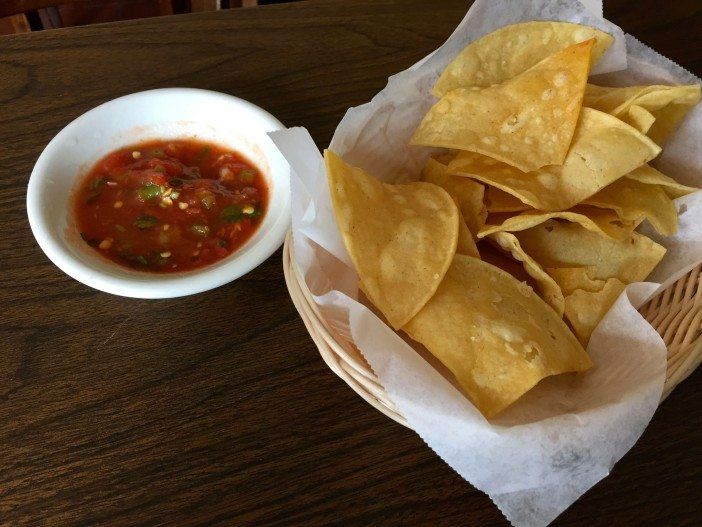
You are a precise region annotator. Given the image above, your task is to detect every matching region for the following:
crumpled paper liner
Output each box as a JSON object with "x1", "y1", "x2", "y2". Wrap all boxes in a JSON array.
[{"x1": 269, "y1": 0, "x2": 702, "y2": 525}]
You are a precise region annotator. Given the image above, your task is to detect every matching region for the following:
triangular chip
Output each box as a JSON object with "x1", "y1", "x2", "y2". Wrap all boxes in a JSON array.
[
  {"x1": 403, "y1": 254, "x2": 592, "y2": 418},
  {"x1": 625, "y1": 165, "x2": 698, "y2": 198},
  {"x1": 413, "y1": 40, "x2": 594, "y2": 172},
  {"x1": 584, "y1": 83, "x2": 701, "y2": 143},
  {"x1": 564, "y1": 279, "x2": 626, "y2": 346},
  {"x1": 455, "y1": 201, "x2": 480, "y2": 258},
  {"x1": 546, "y1": 266, "x2": 608, "y2": 295},
  {"x1": 324, "y1": 150, "x2": 459, "y2": 329},
  {"x1": 485, "y1": 186, "x2": 531, "y2": 213},
  {"x1": 514, "y1": 220, "x2": 666, "y2": 284},
  {"x1": 487, "y1": 232, "x2": 565, "y2": 316},
  {"x1": 421, "y1": 157, "x2": 486, "y2": 237},
  {"x1": 433, "y1": 21, "x2": 613, "y2": 95},
  {"x1": 620, "y1": 104, "x2": 656, "y2": 134},
  {"x1": 448, "y1": 108, "x2": 661, "y2": 211},
  {"x1": 479, "y1": 205, "x2": 636, "y2": 241},
  {"x1": 583, "y1": 176, "x2": 678, "y2": 236},
  {"x1": 545, "y1": 266, "x2": 627, "y2": 345}
]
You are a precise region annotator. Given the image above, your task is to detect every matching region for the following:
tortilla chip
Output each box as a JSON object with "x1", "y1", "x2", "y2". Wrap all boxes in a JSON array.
[
  {"x1": 583, "y1": 176, "x2": 678, "y2": 236},
  {"x1": 433, "y1": 21, "x2": 613, "y2": 95},
  {"x1": 432, "y1": 151, "x2": 458, "y2": 165},
  {"x1": 403, "y1": 254, "x2": 591, "y2": 418},
  {"x1": 448, "y1": 108, "x2": 662, "y2": 211},
  {"x1": 545, "y1": 266, "x2": 626, "y2": 345},
  {"x1": 479, "y1": 240, "x2": 537, "y2": 286},
  {"x1": 485, "y1": 186, "x2": 531, "y2": 213},
  {"x1": 625, "y1": 165, "x2": 698, "y2": 198},
  {"x1": 620, "y1": 104, "x2": 656, "y2": 134},
  {"x1": 487, "y1": 232, "x2": 565, "y2": 316},
  {"x1": 413, "y1": 40, "x2": 594, "y2": 172},
  {"x1": 584, "y1": 83, "x2": 701, "y2": 143},
  {"x1": 478, "y1": 205, "x2": 636, "y2": 241},
  {"x1": 456, "y1": 201, "x2": 481, "y2": 258},
  {"x1": 421, "y1": 157, "x2": 487, "y2": 236},
  {"x1": 325, "y1": 150, "x2": 459, "y2": 329},
  {"x1": 545, "y1": 266, "x2": 607, "y2": 295},
  {"x1": 564, "y1": 279, "x2": 626, "y2": 345},
  {"x1": 515, "y1": 220, "x2": 666, "y2": 284}
]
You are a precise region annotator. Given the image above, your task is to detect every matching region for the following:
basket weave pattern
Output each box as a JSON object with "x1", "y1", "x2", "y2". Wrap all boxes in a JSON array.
[{"x1": 283, "y1": 231, "x2": 702, "y2": 428}]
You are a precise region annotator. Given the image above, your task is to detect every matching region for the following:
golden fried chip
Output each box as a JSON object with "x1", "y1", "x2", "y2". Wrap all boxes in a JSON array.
[
  {"x1": 564, "y1": 278, "x2": 626, "y2": 345},
  {"x1": 431, "y1": 151, "x2": 458, "y2": 165},
  {"x1": 487, "y1": 232, "x2": 565, "y2": 316},
  {"x1": 583, "y1": 176, "x2": 678, "y2": 236},
  {"x1": 403, "y1": 255, "x2": 592, "y2": 418},
  {"x1": 421, "y1": 157, "x2": 487, "y2": 236},
  {"x1": 456, "y1": 201, "x2": 481, "y2": 258},
  {"x1": 478, "y1": 205, "x2": 636, "y2": 241},
  {"x1": 325, "y1": 150, "x2": 459, "y2": 329},
  {"x1": 515, "y1": 220, "x2": 666, "y2": 284},
  {"x1": 620, "y1": 104, "x2": 656, "y2": 134},
  {"x1": 433, "y1": 21, "x2": 613, "y2": 95},
  {"x1": 485, "y1": 186, "x2": 531, "y2": 213},
  {"x1": 545, "y1": 266, "x2": 627, "y2": 345},
  {"x1": 625, "y1": 164, "x2": 698, "y2": 198},
  {"x1": 545, "y1": 266, "x2": 606, "y2": 295},
  {"x1": 479, "y1": 240, "x2": 537, "y2": 286},
  {"x1": 413, "y1": 40, "x2": 594, "y2": 172},
  {"x1": 585, "y1": 83, "x2": 701, "y2": 143},
  {"x1": 448, "y1": 108, "x2": 661, "y2": 211}
]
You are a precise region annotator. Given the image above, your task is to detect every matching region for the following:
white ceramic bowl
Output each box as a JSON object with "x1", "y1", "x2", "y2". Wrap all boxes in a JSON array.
[{"x1": 27, "y1": 88, "x2": 290, "y2": 298}]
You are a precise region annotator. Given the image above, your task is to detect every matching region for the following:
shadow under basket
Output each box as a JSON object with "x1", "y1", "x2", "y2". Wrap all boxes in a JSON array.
[{"x1": 282, "y1": 231, "x2": 702, "y2": 428}]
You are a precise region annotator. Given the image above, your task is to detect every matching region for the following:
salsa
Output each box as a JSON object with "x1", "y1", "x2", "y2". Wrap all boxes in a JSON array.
[{"x1": 74, "y1": 139, "x2": 268, "y2": 272}]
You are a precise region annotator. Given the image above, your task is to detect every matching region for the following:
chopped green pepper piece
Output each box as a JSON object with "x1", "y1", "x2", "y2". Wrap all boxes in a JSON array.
[
  {"x1": 115, "y1": 224, "x2": 127, "y2": 233},
  {"x1": 134, "y1": 214, "x2": 158, "y2": 230},
  {"x1": 220, "y1": 204, "x2": 243, "y2": 223},
  {"x1": 239, "y1": 169, "x2": 255, "y2": 183},
  {"x1": 138, "y1": 183, "x2": 162, "y2": 201},
  {"x1": 136, "y1": 255, "x2": 149, "y2": 265},
  {"x1": 200, "y1": 190, "x2": 216, "y2": 210},
  {"x1": 85, "y1": 177, "x2": 106, "y2": 204},
  {"x1": 189, "y1": 224, "x2": 210, "y2": 237},
  {"x1": 151, "y1": 149, "x2": 166, "y2": 159},
  {"x1": 90, "y1": 177, "x2": 106, "y2": 190}
]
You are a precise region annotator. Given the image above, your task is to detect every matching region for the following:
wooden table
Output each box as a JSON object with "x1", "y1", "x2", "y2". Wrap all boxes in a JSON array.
[{"x1": 1, "y1": 1, "x2": 700, "y2": 524}]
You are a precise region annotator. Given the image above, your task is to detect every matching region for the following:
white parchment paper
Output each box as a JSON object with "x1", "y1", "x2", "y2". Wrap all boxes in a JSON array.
[{"x1": 270, "y1": 1, "x2": 702, "y2": 525}]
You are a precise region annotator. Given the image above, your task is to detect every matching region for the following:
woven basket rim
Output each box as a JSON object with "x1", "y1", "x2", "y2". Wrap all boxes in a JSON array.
[{"x1": 283, "y1": 230, "x2": 702, "y2": 428}]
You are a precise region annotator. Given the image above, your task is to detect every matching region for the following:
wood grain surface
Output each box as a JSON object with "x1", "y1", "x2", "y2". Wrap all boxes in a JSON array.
[{"x1": 1, "y1": 0, "x2": 700, "y2": 525}]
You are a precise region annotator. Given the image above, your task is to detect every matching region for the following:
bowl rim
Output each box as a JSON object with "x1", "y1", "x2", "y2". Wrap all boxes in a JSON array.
[{"x1": 26, "y1": 87, "x2": 290, "y2": 299}]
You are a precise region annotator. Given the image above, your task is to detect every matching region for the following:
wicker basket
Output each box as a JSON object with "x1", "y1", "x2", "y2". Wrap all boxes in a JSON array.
[{"x1": 283, "y1": 231, "x2": 702, "y2": 428}]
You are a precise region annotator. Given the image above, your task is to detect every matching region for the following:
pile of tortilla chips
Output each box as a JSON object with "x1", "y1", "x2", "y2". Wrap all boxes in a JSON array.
[{"x1": 325, "y1": 21, "x2": 700, "y2": 419}]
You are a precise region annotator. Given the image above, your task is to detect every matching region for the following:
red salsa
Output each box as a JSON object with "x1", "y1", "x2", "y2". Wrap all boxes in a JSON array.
[{"x1": 74, "y1": 139, "x2": 267, "y2": 272}]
